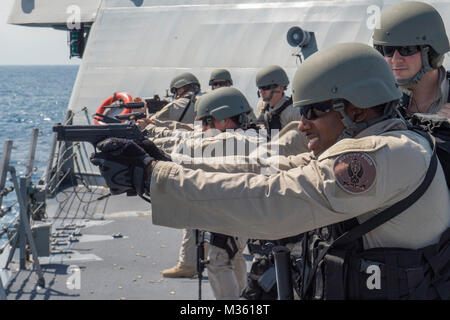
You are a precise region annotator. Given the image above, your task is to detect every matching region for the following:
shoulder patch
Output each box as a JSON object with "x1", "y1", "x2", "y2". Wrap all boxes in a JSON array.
[{"x1": 333, "y1": 152, "x2": 376, "y2": 194}]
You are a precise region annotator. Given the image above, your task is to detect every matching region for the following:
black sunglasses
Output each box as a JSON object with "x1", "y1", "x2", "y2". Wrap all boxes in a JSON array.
[
  {"x1": 300, "y1": 101, "x2": 334, "y2": 120},
  {"x1": 374, "y1": 45, "x2": 421, "y2": 57},
  {"x1": 201, "y1": 117, "x2": 213, "y2": 127},
  {"x1": 211, "y1": 81, "x2": 228, "y2": 87},
  {"x1": 258, "y1": 84, "x2": 278, "y2": 91}
]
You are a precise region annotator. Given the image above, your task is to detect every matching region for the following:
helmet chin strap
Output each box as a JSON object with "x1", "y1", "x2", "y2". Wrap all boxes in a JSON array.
[
  {"x1": 397, "y1": 46, "x2": 434, "y2": 88},
  {"x1": 333, "y1": 101, "x2": 398, "y2": 141},
  {"x1": 204, "y1": 117, "x2": 215, "y2": 129},
  {"x1": 238, "y1": 113, "x2": 249, "y2": 127},
  {"x1": 263, "y1": 89, "x2": 276, "y2": 103},
  {"x1": 263, "y1": 88, "x2": 284, "y2": 104}
]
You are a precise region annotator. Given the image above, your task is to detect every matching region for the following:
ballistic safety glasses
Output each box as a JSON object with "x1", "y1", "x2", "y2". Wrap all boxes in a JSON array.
[
  {"x1": 201, "y1": 117, "x2": 213, "y2": 127},
  {"x1": 258, "y1": 84, "x2": 278, "y2": 91},
  {"x1": 299, "y1": 101, "x2": 334, "y2": 120},
  {"x1": 201, "y1": 117, "x2": 226, "y2": 129},
  {"x1": 374, "y1": 45, "x2": 421, "y2": 58},
  {"x1": 211, "y1": 81, "x2": 228, "y2": 88}
]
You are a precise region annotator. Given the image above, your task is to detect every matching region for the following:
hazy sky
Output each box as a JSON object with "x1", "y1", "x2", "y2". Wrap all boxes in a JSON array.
[{"x1": 0, "y1": 0, "x2": 80, "y2": 65}]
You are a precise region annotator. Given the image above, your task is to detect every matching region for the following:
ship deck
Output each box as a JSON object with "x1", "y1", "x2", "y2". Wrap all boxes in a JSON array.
[{"x1": 2, "y1": 186, "x2": 248, "y2": 300}]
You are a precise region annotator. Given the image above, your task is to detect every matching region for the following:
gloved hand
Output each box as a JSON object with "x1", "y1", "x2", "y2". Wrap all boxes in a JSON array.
[
  {"x1": 135, "y1": 139, "x2": 172, "y2": 162},
  {"x1": 90, "y1": 138, "x2": 154, "y2": 196}
]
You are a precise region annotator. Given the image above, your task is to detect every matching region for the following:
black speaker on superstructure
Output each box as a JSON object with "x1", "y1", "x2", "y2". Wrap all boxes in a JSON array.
[{"x1": 286, "y1": 26, "x2": 318, "y2": 61}]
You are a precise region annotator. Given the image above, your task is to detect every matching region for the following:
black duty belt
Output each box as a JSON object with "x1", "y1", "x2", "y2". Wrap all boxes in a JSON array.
[
  {"x1": 248, "y1": 234, "x2": 304, "y2": 256},
  {"x1": 208, "y1": 232, "x2": 239, "y2": 260}
]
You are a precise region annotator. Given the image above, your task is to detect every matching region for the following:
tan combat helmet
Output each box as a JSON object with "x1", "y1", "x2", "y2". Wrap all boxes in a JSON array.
[
  {"x1": 195, "y1": 87, "x2": 252, "y2": 126},
  {"x1": 292, "y1": 42, "x2": 402, "y2": 138},
  {"x1": 373, "y1": 1, "x2": 450, "y2": 86},
  {"x1": 209, "y1": 69, "x2": 233, "y2": 86},
  {"x1": 169, "y1": 72, "x2": 200, "y2": 94},
  {"x1": 256, "y1": 65, "x2": 290, "y2": 102},
  {"x1": 255, "y1": 65, "x2": 289, "y2": 87}
]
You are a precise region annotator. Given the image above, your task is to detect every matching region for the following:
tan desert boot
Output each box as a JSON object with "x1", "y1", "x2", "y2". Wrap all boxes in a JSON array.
[{"x1": 161, "y1": 264, "x2": 196, "y2": 278}]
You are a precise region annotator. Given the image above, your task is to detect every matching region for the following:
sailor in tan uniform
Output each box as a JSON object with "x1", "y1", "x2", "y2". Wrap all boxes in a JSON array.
[
  {"x1": 208, "y1": 68, "x2": 233, "y2": 90},
  {"x1": 144, "y1": 87, "x2": 260, "y2": 299},
  {"x1": 136, "y1": 72, "x2": 201, "y2": 131},
  {"x1": 207, "y1": 68, "x2": 257, "y2": 121},
  {"x1": 140, "y1": 88, "x2": 305, "y2": 299},
  {"x1": 246, "y1": 65, "x2": 305, "y2": 298},
  {"x1": 138, "y1": 72, "x2": 202, "y2": 278},
  {"x1": 146, "y1": 69, "x2": 255, "y2": 280},
  {"x1": 154, "y1": 88, "x2": 304, "y2": 299},
  {"x1": 191, "y1": 87, "x2": 254, "y2": 300},
  {"x1": 255, "y1": 65, "x2": 302, "y2": 132},
  {"x1": 93, "y1": 43, "x2": 450, "y2": 299},
  {"x1": 142, "y1": 118, "x2": 195, "y2": 139},
  {"x1": 373, "y1": 1, "x2": 450, "y2": 118}
]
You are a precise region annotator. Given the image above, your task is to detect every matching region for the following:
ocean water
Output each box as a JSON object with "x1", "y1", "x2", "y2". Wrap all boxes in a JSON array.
[{"x1": 0, "y1": 65, "x2": 79, "y2": 231}]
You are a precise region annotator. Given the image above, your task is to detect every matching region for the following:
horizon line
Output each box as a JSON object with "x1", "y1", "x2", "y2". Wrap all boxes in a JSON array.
[{"x1": 0, "y1": 64, "x2": 80, "y2": 66}]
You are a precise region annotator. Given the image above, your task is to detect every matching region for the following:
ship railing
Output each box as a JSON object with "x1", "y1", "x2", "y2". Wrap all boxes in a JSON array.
[
  {"x1": 41, "y1": 107, "x2": 104, "y2": 200},
  {"x1": 0, "y1": 130, "x2": 47, "y2": 300}
]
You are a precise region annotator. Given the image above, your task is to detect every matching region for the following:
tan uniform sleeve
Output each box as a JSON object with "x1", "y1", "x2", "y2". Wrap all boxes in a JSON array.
[
  {"x1": 170, "y1": 130, "x2": 267, "y2": 172},
  {"x1": 151, "y1": 119, "x2": 194, "y2": 131},
  {"x1": 145, "y1": 125, "x2": 175, "y2": 139},
  {"x1": 167, "y1": 125, "x2": 310, "y2": 173},
  {"x1": 153, "y1": 136, "x2": 181, "y2": 154},
  {"x1": 146, "y1": 121, "x2": 195, "y2": 150},
  {"x1": 150, "y1": 97, "x2": 194, "y2": 123},
  {"x1": 255, "y1": 100, "x2": 266, "y2": 122},
  {"x1": 152, "y1": 127, "x2": 201, "y2": 154},
  {"x1": 150, "y1": 131, "x2": 448, "y2": 249},
  {"x1": 150, "y1": 100, "x2": 181, "y2": 121}
]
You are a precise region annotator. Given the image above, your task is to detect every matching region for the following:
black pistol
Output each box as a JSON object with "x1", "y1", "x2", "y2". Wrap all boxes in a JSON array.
[{"x1": 52, "y1": 122, "x2": 147, "y2": 149}]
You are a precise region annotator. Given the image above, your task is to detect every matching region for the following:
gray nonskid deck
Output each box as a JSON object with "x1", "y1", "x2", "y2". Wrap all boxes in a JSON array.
[
  {"x1": 5, "y1": 215, "x2": 215, "y2": 300},
  {"x1": 3, "y1": 187, "x2": 218, "y2": 300}
]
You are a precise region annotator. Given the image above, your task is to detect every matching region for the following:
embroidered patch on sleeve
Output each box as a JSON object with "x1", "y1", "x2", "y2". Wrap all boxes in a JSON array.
[{"x1": 333, "y1": 152, "x2": 376, "y2": 194}]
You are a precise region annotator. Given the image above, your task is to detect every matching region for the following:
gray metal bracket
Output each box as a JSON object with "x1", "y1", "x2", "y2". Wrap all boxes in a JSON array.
[
  {"x1": 0, "y1": 130, "x2": 47, "y2": 300},
  {"x1": 0, "y1": 140, "x2": 13, "y2": 300},
  {"x1": 8, "y1": 167, "x2": 45, "y2": 288},
  {"x1": 0, "y1": 140, "x2": 13, "y2": 209},
  {"x1": 0, "y1": 274, "x2": 6, "y2": 300}
]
